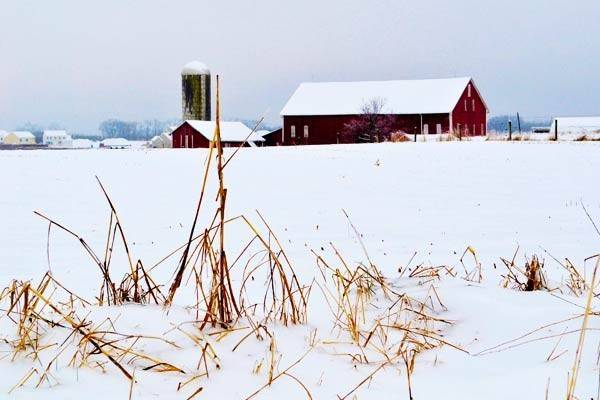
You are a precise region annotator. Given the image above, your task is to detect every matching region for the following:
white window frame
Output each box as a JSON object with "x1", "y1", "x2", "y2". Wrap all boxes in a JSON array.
[
  {"x1": 436, "y1": 124, "x2": 442, "y2": 134},
  {"x1": 472, "y1": 99, "x2": 475, "y2": 111},
  {"x1": 290, "y1": 125, "x2": 296, "y2": 138},
  {"x1": 464, "y1": 100, "x2": 467, "y2": 112},
  {"x1": 423, "y1": 124, "x2": 429, "y2": 135},
  {"x1": 303, "y1": 125, "x2": 309, "y2": 138},
  {"x1": 468, "y1": 84, "x2": 472, "y2": 97}
]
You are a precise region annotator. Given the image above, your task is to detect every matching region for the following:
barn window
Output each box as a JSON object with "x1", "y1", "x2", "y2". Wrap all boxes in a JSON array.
[
  {"x1": 464, "y1": 100, "x2": 467, "y2": 112},
  {"x1": 468, "y1": 84, "x2": 472, "y2": 97},
  {"x1": 303, "y1": 125, "x2": 309, "y2": 138},
  {"x1": 473, "y1": 124, "x2": 476, "y2": 135},
  {"x1": 472, "y1": 99, "x2": 475, "y2": 111},
  {"x1": 423, "y1": 124, "x2": 429, "y2": 134},
  {"x1": 436, "y1": 124, "x2": 442, "y2": 134},
  {"x1": 290, "y1": 125, "x2": 296, "y2": 138}
]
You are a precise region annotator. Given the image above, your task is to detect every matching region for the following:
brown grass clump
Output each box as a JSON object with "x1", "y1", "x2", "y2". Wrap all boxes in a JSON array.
[
  {"x1": 309, "y1": 214, "x2": 463, "y2": 399},
  {"x1": 0, "y1": 273, "x2": 184, "y2": 393},
  {"x1": 500, "y1": 249, "x2": 548, "y2": 291}
]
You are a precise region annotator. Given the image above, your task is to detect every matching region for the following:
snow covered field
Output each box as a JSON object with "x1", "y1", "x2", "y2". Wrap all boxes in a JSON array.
[{"x1": 0, "y1": 142, "x2": 599, "y2": 399}]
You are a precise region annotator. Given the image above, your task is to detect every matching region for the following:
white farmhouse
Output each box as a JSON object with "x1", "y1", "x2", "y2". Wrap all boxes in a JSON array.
[{"x1": 43, "y1": 130, "x2": 73, "y2": 148}]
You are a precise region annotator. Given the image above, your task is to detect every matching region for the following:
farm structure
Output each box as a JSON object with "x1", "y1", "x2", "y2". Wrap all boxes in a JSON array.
[
  {"x1": 261, "y1": 129, "x2": 283, "y2": 146},
  {"x1": 279, "y1": 77, "x2": 488, "y2": 145},
  {"x1": 43, "y1": 130, "x2": 73, "y2": 148},
  {"x1": 550, "y1": 116, "x2": 600, "y2": 136},
  {"x1": 171, "y1": 120, "x2": 264, "y2": 148},
  {"x1": 100, "y1": 138, "x2": 131, "y2": 149},
  {"x1": 3, "y1": 131, "x2": 36, "y2": 145}
]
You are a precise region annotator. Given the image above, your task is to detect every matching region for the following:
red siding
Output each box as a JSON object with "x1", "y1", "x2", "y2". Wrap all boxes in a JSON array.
[
  {"x1": 262, "y1": 129, "x2": 283, "y2": 146},
  {"x1": 281, "y1": 113, "x2": 451, "y2": 146},
  {"x1": 450, "y1": 81, "x2": 487, "y2": 136},
  {"x1": 172, "y1": 122, "x2": 210, "y2": 148},
  {"x1": 171, "y1": 122, "x2": 253, "y2": 148}
]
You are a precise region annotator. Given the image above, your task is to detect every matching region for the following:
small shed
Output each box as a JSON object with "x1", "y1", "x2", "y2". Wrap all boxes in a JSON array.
[
  {"x1": 171, "y1": 121, "x2": 265, "y2": 148},
  {"x1": 72, "y1": 139, "x2": 95, "y2": 149},
  {"x1": 261, "y1": 129, "x2": 283, "y2": 146}
]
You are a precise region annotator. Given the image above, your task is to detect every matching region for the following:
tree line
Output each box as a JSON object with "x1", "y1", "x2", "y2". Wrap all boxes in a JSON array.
[{"x1": 99, "y1": 119, "x2": 181, "y2": 139}]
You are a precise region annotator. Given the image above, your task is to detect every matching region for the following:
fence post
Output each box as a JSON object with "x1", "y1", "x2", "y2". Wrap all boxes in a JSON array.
[
  {"x1": 554, "y1": 120, "x2": 558, "y2": 141},
  {"x1": 508, "y1": 120, "x2": 512, "y2": 141}
]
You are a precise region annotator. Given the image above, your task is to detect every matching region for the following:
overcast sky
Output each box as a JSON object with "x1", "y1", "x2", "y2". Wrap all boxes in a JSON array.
[{"x1": 1, "y1": 0, "x2": 599, "y2": 133}]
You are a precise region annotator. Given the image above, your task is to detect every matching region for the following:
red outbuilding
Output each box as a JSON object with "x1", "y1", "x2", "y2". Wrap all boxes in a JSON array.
[
  {"x1": 279, "y1": 77, "x2": 488, "y2": 145},
  {"x1": 171, "y1": 120, "x2": 265, "y2": 148}
]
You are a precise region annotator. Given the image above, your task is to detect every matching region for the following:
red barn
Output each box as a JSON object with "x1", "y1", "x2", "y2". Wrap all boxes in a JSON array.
[
  {"x1": 279, "y1": 77, "x2": 488, "y2": 145},
  {"x1": 172, "y1": 120, "x2": 265, "y2": 148}
]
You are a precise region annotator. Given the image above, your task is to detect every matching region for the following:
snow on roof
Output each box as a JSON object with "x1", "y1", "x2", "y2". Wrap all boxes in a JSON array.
[
  {"x1": 281, "y1": 77, "x2": 479, "y2": 116},
  {"x1": 184, "y1": 121, "x2": 265, "y2": 142},
  {"x1": 0, "y1": 130, "x2": 8, "y2": 138},
  {"x1": 254, "y1": 130, "x2": 271, "y2": 137},
  {"x1": 182, "y1": 61, "x2": 210, "y2": 76},
  {"x1": 12, "y1": 131, "x2": 35, "y2": 139},
  {"x1": 43, "y1": 130, "x2": 69, "y2": 137},
  {"x1": 551, "y1": 116, "x2": 600, "y2": 133},
  {"x1": 72, "y1": 138, "x2": 94, "y2": 149},
  {"x1": 101, "y1": 138, "x2": 130, "y2": 146}
]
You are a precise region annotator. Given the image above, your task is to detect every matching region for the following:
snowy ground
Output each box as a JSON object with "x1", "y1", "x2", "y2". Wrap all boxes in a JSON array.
[{"x1": 0, "y1": 142, "x2": 599, "y2": 399}]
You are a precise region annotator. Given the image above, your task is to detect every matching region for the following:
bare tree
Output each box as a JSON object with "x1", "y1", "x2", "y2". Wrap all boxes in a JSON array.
[{"x1": 342, "y1": 98, "x2": 396, "y2": 143}]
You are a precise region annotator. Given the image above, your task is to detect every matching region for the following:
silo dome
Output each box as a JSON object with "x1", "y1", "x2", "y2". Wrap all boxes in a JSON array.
[{"x1": 182, "y1": 61, "x2": 211, "y2": 76}]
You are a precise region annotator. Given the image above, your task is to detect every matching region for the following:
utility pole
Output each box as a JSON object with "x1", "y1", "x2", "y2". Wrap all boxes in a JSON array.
[{"x1": 508, "y1": 120, "x2": 513, "y2": 141}]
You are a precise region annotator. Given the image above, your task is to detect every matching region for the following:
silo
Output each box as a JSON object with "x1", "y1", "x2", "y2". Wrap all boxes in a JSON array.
[{"x1": 181, "y1": 61, "x2": 211, "y2": 121}]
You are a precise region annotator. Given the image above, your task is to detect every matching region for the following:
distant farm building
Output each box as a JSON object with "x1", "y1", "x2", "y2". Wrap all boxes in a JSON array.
[
  {"x1": 100, "y1": 138, "x2": 131, "y2": 149},
  {"x1": 149, "y1": 126, "x2": 175, "y2": 149},
  {"x1": 149, "y1": 132, "x2": 173, "y2": 148},
  {"x1": 72, "y1": 138, "x2": 96, "y2": 149},
  {"x1": 550, "y1": 116, "x2": 600, "y2": 136},
  {"x1": 0, "y1": 131, "x2": 8, "y2": 144},
  {"x1": 279, "y1": 77, "x2": 488, "y2": 145},
  {"x1": 171, "y1": 121, "x2": 264, "y2": 148},
  {"x1": 43, "y1": 130, "x2": 73, "y2": 148},
  {"x1": 3, "y1": 131, "x2": 36, "y2": 145},
  {"x1": 261, "y1": 129, "x2": 283, "y2": 146}
]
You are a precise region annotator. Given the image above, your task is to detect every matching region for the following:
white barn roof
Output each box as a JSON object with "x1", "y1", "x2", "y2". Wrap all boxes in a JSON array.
[
  {"x1": 184, "y1": 121, "x2": 265, "y2": 143},
  {"x1": 281, "y1": 77, "x2": 484, "y2": 116},
  {"x1": 550, "y1": 116, "x2": 600, "y2": 134},
  {"x1": 12, "y1": 131, "x2": 35, "y2": 139},
  {"x1": 101, "y1": 138, "x2": 130, "y2": 146}
]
